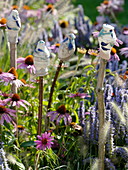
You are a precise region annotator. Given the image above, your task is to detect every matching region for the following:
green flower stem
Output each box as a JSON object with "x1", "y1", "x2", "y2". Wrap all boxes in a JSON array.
[
  {"x1": 62, "y1": 54, "x2": 82, "y2": 100},
  {"x1": 46, "y1": 60, "x2": 63, "y2": 130},
  {"x1": 47, "y1": 60, "x2": 63, "y2": 111},
  {"x1": 0, "y1": 124, "x2": 2, "y2": 145},
  {"x1": 35, "y1": 151, "x2": 42, "y2": 170}
]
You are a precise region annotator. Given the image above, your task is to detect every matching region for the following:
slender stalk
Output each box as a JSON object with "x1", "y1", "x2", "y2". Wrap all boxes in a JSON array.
[
  {"x1": 96, "y1": 58, "x2": 107, "y2": 170},
  {"x1": 0, "y1": 124, "x2": 2, "y2": 147},
  {"x1": 47, "y1": 60, "x2": 63, "y2": 110},
  {"x1": 46, "y1": 60, "x2": 63, "y2": 130},
  {"x1": 35, "y1": 151, "x2": 41, "y2": 170},
  {"x1": 10, "y1": 42, "x2": 17, "y2": 93},
  {"x1": 37, "y1": 76, "x2": 43, "y2": 135}
]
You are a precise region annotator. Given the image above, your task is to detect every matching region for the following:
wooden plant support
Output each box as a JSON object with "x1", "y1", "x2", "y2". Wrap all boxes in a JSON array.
[
  {"x1": 37, "y1": 76, "x2": 43, "y2": 135},
  {"x1": 96, "y1": 58, "x2": 107, "y2": 170},
  {"x1": 10, "y1": 42, "x2": 17, "y2": 93},
  {"x1": 47, "y1": 60, "x2": 63, "y2": 110}
]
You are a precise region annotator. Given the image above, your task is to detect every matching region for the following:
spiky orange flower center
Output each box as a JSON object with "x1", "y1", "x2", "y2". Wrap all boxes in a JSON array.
[
  {"x1": 55, "y1": 43, "x2": 60, "y2": 47},
  {"x1": 0, "y1": 105, "x2": 6, "y2": 114},
  {"x1": 103, "y1": 0, "x2": 109, "y2": 5},
  {"x1": 94, "y1": 21, "x2": 98, "y2": 26},
  {"x1": 59, "y1": 20, "x2": 69, "y2": 28},
  {"x1": 46, "y1": 4, "x2": 54, "y2": 13},
  {"x1": 8, "y1": 67, "x2": 18, "y2": 79},
  {"x1": 23, "y1": 5, "x2": 30, "y2": 10},
  {"x1": 0, "y1": 18, "x2": 7, "y2": 24},
  {"x1": 0, "y1": 68, "x2": 2, "y2": 74},
  {"x1": 20, "y1": 79, "x2": 26, "y2": 84},
  {"x1": 123, "y1": 27, "x2": 128, "y2": 31},
  {"x1": 70, "y1": 122, "x2": 77, "y2": 126},
  {"x1": 12, "y1": 94, "x2": 20, "y2": 101},
  {"x1": 12, "y1": 5, "x2": 18, "y2": 9},
  {"x1": 125, "y1": 71, "x2": 128, "y2": 75},
  {"x1": 42, "y1": 138, "x2": 48, "y2": 145},
  {"x1": 57, "y1": 105, "x2": 66, "y2": 115},
  {"x1": 111, "y1": 47, "x2": 117, "y2": 54},
  {"x1": 17, "y1": 125, "x2": 24, "y2": 130},
  {"x1": 25, "y1": 55, "x2": 34, "y2": 65}
]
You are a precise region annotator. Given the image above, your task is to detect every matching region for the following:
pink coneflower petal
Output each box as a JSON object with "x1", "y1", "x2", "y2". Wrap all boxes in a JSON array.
[
  {"x1": 64, "y1": 116, "x2": 67, "y2": 125},
  {"x1": 21, "y1": 99, "x2": 31, "y2": 106},
  {"x1": 56, "y1": 115, "x2": 64, "y2": 125},
  {"x1": 114, "y1": 53, "x2": 120, "y2": 61},
  {"x1": 17, "y1": 58, "x2": 25, "y2": 63},
  {"x1": 92, "y1": 31, "x2": 99, "y2": 37},
  {"x1": 50, "y1": 112, "x2": 58, "y2": 121},
  {"x1": 47, "y1": 111, "x2": 55, "y2": 116}
]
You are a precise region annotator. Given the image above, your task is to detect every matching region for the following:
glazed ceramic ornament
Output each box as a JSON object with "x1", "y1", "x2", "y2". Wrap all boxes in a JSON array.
[
  {"x1": 98, "y1": 24, "x2": 117, "y2": 60},
  {"x1": 6, "y1": 10, "x2": 21, "y2": 43},
  {"x1": 34, "y1": 40, "x2": 50, "y2": 76},
  {"x1": 58, "y1": 33, "x2": 76, "y2": 61}
]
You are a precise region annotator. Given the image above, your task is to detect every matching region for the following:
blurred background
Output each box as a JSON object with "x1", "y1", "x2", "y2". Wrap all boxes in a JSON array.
[{"x1": 72, "y1": 0, "x2": 128, "y2": 24}]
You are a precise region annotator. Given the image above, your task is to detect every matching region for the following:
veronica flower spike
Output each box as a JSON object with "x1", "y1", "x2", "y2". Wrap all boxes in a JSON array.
[
  {"x1": 3, "y1": 93, "x2": 31, "y2": 110},
  {"x1": 0, "y1": 104, "x2": 16, "y2": 125},
  {"x1": 58, "y1": 33, "x2": 76, "y2": 61},
  {"x1": 33, "y1": 40, "x2": 50, "y2": 76},
  {"x1": 35, "y1": 132, "x2": 54, "y2": 150}
]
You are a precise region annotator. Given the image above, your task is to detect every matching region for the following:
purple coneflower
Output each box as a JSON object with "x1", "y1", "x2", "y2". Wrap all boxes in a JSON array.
[
  {"x1": 17, "y1": 55, "x2": 36, "y2": 74},
  {"x1": 8, "y1": 67, "x2": 24, "y2": 88},
  {"x1": 0, "y1": 104, "x2": 16, "y2": 124},
  {"x1": 0, "y1": 68, "x2": 14, "y2": 84},
  {"x1": 3, "y1": 93, "x2": 31, "y2": 110},
  {"x1": 110, "y1": 47, "x2": 120, "y2": 61},
  {"x1": 68, "y1": 92, "x2": 90, "y2": 99},
  {"x1": 35, "y1": 132, "x2": 54, "y2": 150},
  {"x1": 47, "y1": 105, "x2": 72, "y2": 125}
]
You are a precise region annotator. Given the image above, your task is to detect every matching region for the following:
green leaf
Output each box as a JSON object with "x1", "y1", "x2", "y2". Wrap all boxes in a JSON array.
[
  {"x1": 84, "y1": 65, "x2": 94, "y2": 70},
  {"x1": 20, "y1": 141, "x2": 36, "y2": 148}
]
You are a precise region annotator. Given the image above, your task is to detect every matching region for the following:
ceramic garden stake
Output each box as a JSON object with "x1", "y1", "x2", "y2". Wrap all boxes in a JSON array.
[
  {"x1": 58, "y1": 33, "x2": 76, "y2": 61},
  {"x1": 98, "y1": 24, "x2": 117, "y2": 60},
  {"x1": 34, "y1": 40, "x2": 50, "y2": 135},
  {"x1": 97, "y1": 24, "x2": 117, "y2": 170},
  {"x1": 7, "y1": 9, "x2": 21, "y2": 93}
]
